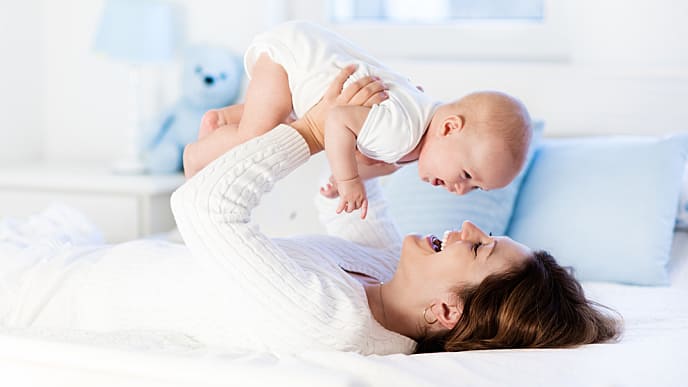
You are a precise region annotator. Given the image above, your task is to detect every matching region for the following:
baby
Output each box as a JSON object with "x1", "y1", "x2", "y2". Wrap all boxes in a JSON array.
[{"x1": 184, "y1": 21, "x2": 532, "y2": 219}]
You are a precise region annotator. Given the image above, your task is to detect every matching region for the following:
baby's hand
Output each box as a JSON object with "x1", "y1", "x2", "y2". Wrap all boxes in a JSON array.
[{"x1": 335, "y1": 176, "x2": 368, "y2": 219}]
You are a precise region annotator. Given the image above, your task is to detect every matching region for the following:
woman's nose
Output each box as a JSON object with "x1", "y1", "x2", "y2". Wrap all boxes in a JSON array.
[{"x1": 460, "y1": 221, "x2": 487, "y2": 239}]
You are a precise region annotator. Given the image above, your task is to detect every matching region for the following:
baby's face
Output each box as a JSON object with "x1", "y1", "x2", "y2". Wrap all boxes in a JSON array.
[{"x1": 417, "y1": 129, "x2": 521, "y2": 195}]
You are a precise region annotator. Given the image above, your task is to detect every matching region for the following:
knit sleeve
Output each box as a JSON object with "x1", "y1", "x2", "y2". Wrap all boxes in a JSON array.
[
  {"x1": 315, "y1": 178, "x2": 403, "y2": 249},
  {"x1": 171, "y1": 125, "x2": 367, "y2": 351}
]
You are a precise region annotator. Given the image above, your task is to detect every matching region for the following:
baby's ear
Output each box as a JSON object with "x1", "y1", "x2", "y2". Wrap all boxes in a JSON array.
[{"x1": 442, "y1": 114, "x2": 465, "y2": 136}]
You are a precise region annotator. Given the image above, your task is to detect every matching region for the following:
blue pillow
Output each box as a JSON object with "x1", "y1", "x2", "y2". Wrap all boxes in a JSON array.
[
  {"x1": 674, "y1": 133, "x2": 688, "y2": 230},
  {"x1": 677, "y1": 167, "x2": 688, "y2": 230},
  {"x1": 507, "y1": 136, "x2": 687, "y2": 286},
  {"x1": 383, "y1": 121, "x2": 543, "y2": 237}
]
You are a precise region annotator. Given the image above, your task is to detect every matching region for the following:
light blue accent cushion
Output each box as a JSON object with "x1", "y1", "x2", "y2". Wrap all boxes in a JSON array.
[
  {"x1": 383, "y1": 121, "x2": 543, "y2": 237},
  {"x1": 507, "y1": 136, "x2": 687, "y2": 286},
  {"x1": 677, "y1": 167, "x2": 688, "y2": 229},
  {"x1": 675, "y1": 133, "x2": 688, "y2": 230}
]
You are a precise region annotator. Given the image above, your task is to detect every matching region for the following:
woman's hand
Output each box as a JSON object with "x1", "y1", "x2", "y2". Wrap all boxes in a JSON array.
[{"x1": 292, "y1": 65, "x2": 388, "y2": 154}]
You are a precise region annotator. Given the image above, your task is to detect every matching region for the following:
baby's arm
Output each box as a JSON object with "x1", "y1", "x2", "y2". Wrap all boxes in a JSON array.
[
  {"x1": 324, "y1": 105, "x2": 371, "y2": 219},
  {"x1": 320, "y1": 157, "x2": 401, "y2": 199}
]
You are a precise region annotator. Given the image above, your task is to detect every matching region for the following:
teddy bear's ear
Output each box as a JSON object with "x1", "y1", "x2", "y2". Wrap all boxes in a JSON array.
[{"x1": 180, "y1": 44, "x2": 243, "y2": 108}]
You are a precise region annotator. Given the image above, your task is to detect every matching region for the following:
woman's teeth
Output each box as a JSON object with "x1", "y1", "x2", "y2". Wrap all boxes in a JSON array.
[
  {"x1": 430, "y1": 230, "x2": 457, "y2": 252},
  {"x1": 430, "y1": 235, "x2": 442, "y2": 252}
]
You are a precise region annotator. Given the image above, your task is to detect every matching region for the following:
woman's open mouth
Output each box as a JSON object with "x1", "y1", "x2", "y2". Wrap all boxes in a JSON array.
[{"x1": 427, "y1": 235, "x2": 443, "y2": 252}]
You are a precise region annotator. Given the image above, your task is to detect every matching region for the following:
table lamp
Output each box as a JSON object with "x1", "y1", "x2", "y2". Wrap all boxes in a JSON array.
[{"x1": 94, "y1": 0, "x2": 180, "y2": 174}]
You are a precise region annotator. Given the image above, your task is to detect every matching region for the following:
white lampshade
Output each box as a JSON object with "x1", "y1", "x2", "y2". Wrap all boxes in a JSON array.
[{"x1": 93, "y1": 0, "x2": 182, "y2": 174}]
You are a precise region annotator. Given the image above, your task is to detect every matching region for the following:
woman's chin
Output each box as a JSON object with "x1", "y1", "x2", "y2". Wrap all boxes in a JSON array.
[{"x1": 400, "y1": 234, "x2": 431, "y2": 264}]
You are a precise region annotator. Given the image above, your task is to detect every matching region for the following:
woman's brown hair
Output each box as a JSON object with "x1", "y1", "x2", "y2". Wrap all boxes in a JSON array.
[{"x1": 414, "y1": 250, "x2": 622, "y2": 353}]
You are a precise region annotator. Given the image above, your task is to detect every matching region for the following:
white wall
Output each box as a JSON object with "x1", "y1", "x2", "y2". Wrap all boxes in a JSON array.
[
  {"x1": 0, "y1": 1, "x2": 43, "y2": 164},
  {"x1": 1, "y1": 0, "x2": 687, "y2": 164},
  {"x1": 387, "y1": 0, "x2": 688, "y2": 137}
]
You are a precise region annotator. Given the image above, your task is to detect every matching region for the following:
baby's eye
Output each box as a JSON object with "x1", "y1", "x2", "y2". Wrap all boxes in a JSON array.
[{"x1": 463, "y1": 171, "x2": 472, "y2": 179}]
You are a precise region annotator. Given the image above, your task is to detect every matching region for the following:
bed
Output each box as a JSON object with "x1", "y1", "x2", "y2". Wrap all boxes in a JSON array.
[
  {"x1": 1, "y1": 132, "x2": 688, "y2": 387},
  {"x1": 3, "y1": 113, "x2": 688, "y2": 387},
  {"x1": 0, "y1": 228, "x2": 685, "y2": 387}
]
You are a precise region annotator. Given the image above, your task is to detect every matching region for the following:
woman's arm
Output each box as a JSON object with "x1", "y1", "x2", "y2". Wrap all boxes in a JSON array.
[
  {"x1": 172, "y1": 126, "x2": 344, "y2": 349},
  {"x1": 171, "y1": 69, "x2": 391, "y2": 351}
]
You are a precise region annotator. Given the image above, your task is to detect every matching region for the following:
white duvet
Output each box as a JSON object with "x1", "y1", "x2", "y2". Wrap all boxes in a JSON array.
[{"x1": 1, "y1": 208, "x2": 687, "y2": 387}]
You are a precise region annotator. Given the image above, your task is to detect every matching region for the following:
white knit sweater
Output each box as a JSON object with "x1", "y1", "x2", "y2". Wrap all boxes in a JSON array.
[
  {"x1": 170, "y1": 124, "x2": 415, "y2": 354},
  {"x1": 0, "y1": 125, "x2": 415, "y2": 355}
]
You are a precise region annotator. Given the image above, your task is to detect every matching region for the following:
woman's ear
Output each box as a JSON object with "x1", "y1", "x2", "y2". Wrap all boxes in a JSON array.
[
  {"x1": 441, "y1": 115, "x2": 465, "y2": 136},
  {"x1": 430, "y1": 300, "x2": 462, "y2": 330}
]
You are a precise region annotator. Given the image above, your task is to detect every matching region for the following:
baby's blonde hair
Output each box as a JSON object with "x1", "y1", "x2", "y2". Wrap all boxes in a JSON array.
[{"x1": 456, "y1": 91, "x2": 532, "y2": 168}]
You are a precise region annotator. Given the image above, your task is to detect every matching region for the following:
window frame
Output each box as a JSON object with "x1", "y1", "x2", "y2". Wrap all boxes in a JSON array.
[{"x1": 285, "y1": 0, "x2": 570, "y2": 61}]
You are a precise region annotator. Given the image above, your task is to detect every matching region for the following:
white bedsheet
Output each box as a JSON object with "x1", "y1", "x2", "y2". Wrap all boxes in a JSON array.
[{"x1": 0, "y1": 211, "x2": 686, "y2": 387}]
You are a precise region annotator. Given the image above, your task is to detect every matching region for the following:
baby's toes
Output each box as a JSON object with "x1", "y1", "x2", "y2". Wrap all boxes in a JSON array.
[{"x1": 199, "y1": 110, "x2": 222, "y2": 139}]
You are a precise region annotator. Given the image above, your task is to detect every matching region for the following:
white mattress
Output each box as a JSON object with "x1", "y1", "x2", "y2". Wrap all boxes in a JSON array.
[{"x1": 1, "y1": 231, "x2": 687, "y2": 387}]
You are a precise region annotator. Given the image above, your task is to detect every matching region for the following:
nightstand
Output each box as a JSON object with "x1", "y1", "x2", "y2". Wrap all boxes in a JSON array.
[{"x1": 0, "y1": 163, "x2": 186, "y2": 242}]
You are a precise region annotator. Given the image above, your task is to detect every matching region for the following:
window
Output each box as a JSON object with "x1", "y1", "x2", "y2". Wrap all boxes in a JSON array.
[
  {"x1": 330, "y1": 0, "x2": 544, "y2": 23},
  {"x1": 287, "y1": 0, "x2": 569, "y2": 60}
]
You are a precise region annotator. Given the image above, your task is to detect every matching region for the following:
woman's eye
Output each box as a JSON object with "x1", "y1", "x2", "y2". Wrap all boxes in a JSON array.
[{"x1": 472, "y1": 242, "x2": 482, "y2": 256}]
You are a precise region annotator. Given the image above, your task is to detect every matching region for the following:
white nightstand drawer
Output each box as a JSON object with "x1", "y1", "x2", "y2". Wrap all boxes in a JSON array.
[{"x1": 0, "y1": 164, "x2": 185, "y2": 242}]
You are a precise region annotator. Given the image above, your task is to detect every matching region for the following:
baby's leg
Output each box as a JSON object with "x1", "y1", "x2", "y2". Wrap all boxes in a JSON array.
[
  {"x1": 186, "y1": 54, "x2": 292, "y2": 177},
  {"x1": 199, "y1": 104, "x2": 245, "y2": 139},
  {"x1": 183, "y1": 123, "x2": 240, "y2": 178},
  {"x1": 236, "y1": 53, "x2": 292, "y2": 140}
]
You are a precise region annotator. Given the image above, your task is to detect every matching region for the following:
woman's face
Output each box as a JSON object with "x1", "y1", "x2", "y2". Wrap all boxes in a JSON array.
[{"x1": 397, "y1": 221, "x2": 532, "y2": 295}]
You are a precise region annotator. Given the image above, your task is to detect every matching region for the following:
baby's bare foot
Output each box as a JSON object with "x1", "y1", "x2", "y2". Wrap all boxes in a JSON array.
[{"x1": 198, "y1": 110, "x2": 225, "y2": 139}]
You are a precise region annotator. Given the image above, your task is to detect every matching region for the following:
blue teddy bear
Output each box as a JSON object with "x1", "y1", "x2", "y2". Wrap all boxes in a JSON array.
[{"x1": 143, "y1": 45, "x2": 242, "y2": 174}]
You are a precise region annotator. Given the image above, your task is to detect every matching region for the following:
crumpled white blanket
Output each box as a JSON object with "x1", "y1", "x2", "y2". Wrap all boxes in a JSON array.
[
  {"x1": 1, "y1": 206, "x2": 687, "y2": 387},
  {"x1": 0, "y1": 205, "x2": 211, "y2": 356},
  {"x1": 0, "y1": 204, "x2": 103, "y2": 248}
]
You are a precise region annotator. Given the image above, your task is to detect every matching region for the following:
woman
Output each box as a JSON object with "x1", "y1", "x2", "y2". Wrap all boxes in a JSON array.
[
  {"x1": 175, "y1": 66, "x2": 621, "y2": 354},
  {"x1": 0, "y1": 69, "x2": 620, "y2": 355}
]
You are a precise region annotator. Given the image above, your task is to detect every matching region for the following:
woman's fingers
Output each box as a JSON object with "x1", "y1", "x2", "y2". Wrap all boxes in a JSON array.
[
  {"x1": 319, "y1": 183, "x2": 339, "y2": 198},
  {"x1": 337, "y1": 75, "x2": 376, "y2": 103},
  {"x1": 324, "y1": 64, "x2": 357, "y2": 101},
  {"x1": 323, "y1": 65, "x2": 389, "y2": 108},
  {"x1": 348, "y1": 79, "x2": 387, "y2": 107},
  {"x1": 363, "y1": 88, "x2": 388, "y2": 107},
  {"x1": 338, "y1": 77, "x2": 387, "y2": 106}
]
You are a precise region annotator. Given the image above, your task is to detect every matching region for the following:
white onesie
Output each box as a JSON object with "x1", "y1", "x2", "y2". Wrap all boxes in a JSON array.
[{"x1": 244, "y1": 21, "x2": 441, "y2": 164}]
